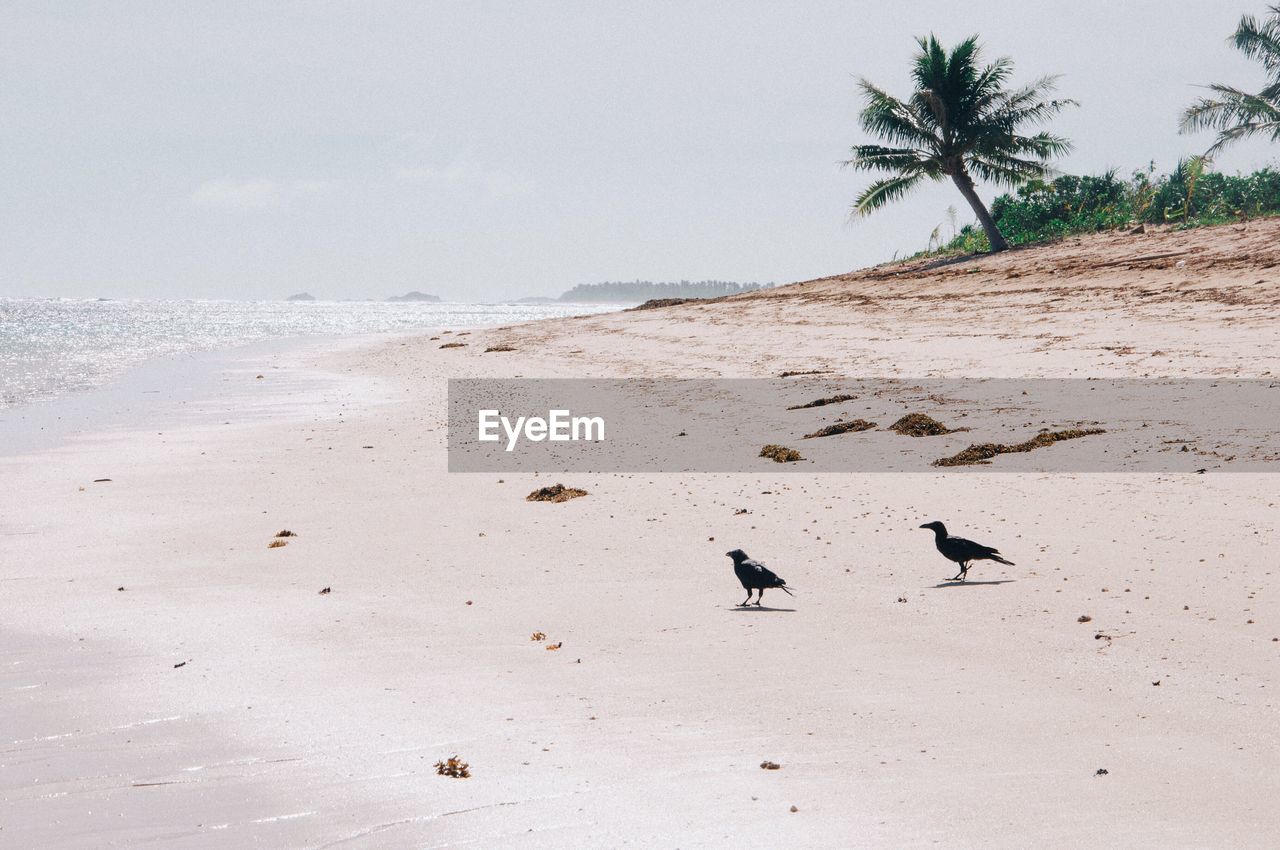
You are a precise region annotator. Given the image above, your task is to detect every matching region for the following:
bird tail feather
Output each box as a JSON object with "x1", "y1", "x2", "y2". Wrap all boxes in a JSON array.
[{"x1": 991, "y1": 555, "x2": 1015, "y2": 566}]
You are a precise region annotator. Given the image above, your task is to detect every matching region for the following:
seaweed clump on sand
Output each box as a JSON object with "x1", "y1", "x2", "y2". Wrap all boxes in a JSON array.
[
  {"x1": 439, "y1": 342, "x2": 467, "y2": 349},
  {"x1": 526, "y1": 483, "x2": 589, "y2": 502},
  {"x1": 779, "y1": 369, "x2": 830, "y2": 378},
  {"x1": 803, "y1": 419, "x2": 877, "y2": 439},
  {"x1": 932, "y1": 428, "x2": 1105, "y2": 467},
  {"x1": 889, "y1": 413, "x2": 961, "y2": 437},
  {"x1": 434, "y1": 756, "x2": 471, "y2": 778},
  {"x1": 274, "y1": 529, "x2": 296, "y2": 538},
  {"x1": 787, "y1": 394, "x2": 857, "y2": 410},
  {"x1": 760, "y1": 444, "x2": 804, "y2": 463},
  {"x1": 485, "y1": 344, "x2": 517, "y2": 352}
]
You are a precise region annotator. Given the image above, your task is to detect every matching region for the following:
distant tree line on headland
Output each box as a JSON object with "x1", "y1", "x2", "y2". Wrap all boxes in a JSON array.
[{"x1": 559, "y1": 280, "x2": 775, "y2": 302}]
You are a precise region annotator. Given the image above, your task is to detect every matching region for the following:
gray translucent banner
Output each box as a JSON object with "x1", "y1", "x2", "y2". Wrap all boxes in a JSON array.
[{"x1": 447, "y1": 378, "x2": 1280, "y2": 472}]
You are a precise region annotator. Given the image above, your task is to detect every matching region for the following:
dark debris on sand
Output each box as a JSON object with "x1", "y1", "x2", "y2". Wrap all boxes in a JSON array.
[
  {"x1": 803, "y1": 419, "x2": 877, "y2": 439},
  {"x1": 787, "y1": 394, "x2": 856, "y2": 410},
  {"x1": 932, "y1": 428, "x2": 1105, "y2": 467},
  {"x1": 759, "y1": 444, "x2": 803, "y2": 463},
  {"x1": 435, "y1": 756, "x2": 472, "y2": 778},
  {"x1": 889, "y1": 413, "x2": 962, "y2": 437},
  {"x1": 526, "y1": 483, "x2": 589, "y2": 503}
]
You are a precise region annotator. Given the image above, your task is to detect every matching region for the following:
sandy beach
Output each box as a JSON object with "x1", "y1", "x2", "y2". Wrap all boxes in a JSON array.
[{"x1": 2, "y1": 221, "x2": 1278, "y2": 847}]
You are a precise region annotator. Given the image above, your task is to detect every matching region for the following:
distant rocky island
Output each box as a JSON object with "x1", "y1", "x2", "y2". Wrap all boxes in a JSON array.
[
  {"x1": 557, "y1": 280, "x2": 773, "y2": 303},
  {"x1": 386, "y1": 291, "x2": 441, "y2": 303},
  {"x1": 286, "y1": 292, "x2": 316, "y2": 301}
]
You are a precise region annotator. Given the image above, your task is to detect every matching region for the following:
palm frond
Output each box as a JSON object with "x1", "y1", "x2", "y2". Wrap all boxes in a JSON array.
[
  {"x1": 968, "y1": 149, "x2": 1057, "y2": 185},
  {"x1": 1182, "y1": 85, "x2": 1280, "y2": 129},
  {"x1": 1184, "y1": 6, "x2": 1280, "y2": 154},
  {"x1": 857, "y1": 80, "x2": 938, "y2": 147},
  {"x1": 943, "y1": 36, "x2": 982, "y2": 100},
  {"x1": 1234, "y1": 6, "x2": 1280, "y2": 73},
  {"x1": 852, "y1": 173, "x2": 929, "y2": 216},
  {"x1": 964, "y1": 58, "x2": 1017, "y2": 119},
  {"x1": 1206, "y1": 117, "x2": 1280, "y2": 155},
  {"x1": 844, "y1": 144, "x2": 934, "y2": 174},
  {"x1": 987, "y1": 77, "x2": 1075, "y2": 123},
  {"x1": 912, "y1": 35, "x2": 952, "y2": 93},
  {"x1": 998, "y1": 130, "x2": 1075, "y2": 159}
]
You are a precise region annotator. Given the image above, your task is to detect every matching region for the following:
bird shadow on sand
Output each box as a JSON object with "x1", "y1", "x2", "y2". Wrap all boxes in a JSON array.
[
  {"x1": 730, "y1": 605, "x2": 797, "y2": 613},
  {"x1": 932, "y1": 579, "x2": 1016, "y2": 588}
]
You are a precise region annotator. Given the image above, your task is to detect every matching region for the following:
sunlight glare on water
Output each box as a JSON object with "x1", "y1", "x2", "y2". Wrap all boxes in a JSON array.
[{"x1": 0, "y1": 298, "x2": 623, "y2": 409}]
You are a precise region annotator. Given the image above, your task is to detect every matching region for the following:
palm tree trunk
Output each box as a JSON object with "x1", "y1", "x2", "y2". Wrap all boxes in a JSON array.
[{"x1": 950, "y1": 170, "x2": 1009, "y2": 252}]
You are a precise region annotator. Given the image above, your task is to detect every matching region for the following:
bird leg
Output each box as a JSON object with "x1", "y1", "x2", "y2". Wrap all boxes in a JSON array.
[
  {"x1": 755, "y1": 589, "x2": 764, "y2": 606},
  {"x1": 741, "y1": 591, "x2": 752, "y2": 607},
  {"x1": 949, "y1": 563, "x2": 967, "y2": 582}
]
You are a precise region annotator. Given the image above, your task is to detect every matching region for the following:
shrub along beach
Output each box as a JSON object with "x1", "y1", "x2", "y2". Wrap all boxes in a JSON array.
[{"x1": 926, "y1": 162, "x2": 1280, "y2": 253}]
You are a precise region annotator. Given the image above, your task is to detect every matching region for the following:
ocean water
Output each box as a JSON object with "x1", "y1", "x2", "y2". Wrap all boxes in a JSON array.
[{"x1": 0, "y1": 299, "x2": 622, "y2": 409}]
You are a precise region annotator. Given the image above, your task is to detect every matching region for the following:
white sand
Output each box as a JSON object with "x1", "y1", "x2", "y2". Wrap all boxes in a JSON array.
[{"x1": 3, "y1": 221, "x2": 1279, "y2": 847}]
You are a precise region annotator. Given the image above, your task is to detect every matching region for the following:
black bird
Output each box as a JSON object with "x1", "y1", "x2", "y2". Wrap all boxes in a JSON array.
[
  {"x1": 726, "y1": 549, "x2": 795, "y2": 606},
  {"x1": 918, "y1": 521, "x2": 1015, "y2": 581}
]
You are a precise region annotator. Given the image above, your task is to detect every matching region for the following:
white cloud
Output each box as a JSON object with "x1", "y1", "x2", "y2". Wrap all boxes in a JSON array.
[
  {"x1": 397, "y1": 162, "x2": 535, "y2": 198},
  {"x1": 190, "y1": 178, "x2": 336, "y2": 211}
]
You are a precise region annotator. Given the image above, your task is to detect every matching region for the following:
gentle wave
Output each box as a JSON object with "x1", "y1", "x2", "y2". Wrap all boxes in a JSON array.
[{"x1": 0, "y1": 299, "x2": 623, "y2": 409}]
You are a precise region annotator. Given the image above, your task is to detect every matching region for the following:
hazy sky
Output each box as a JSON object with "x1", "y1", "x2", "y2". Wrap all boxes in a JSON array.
[{"x1": 2, "y1": 1, "x2": 1277, "y2": 300}]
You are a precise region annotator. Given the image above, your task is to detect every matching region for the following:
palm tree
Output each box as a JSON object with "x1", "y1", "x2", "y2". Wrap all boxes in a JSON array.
[
  {"x1": 1181, "y1": 6, "x2": 1280, "y2": 155},
  {"x1": 847, "y1": 35, "x2": 1075, "y2": 252}
]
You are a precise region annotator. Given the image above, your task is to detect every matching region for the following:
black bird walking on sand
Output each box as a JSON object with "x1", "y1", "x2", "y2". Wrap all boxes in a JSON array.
[
  {"x1": 726, "y1": 549, "x2": 795, "y2": 606},
  {"x1": 918, "y1": 521, "x2": 1015, "y2": 581}
]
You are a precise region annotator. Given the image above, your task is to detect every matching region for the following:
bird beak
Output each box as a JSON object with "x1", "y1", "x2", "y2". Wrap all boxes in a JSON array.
[
  {"x1": 918, "y1": 523, "x2": 929, "y2": 529},
  {"x1": 724, "y1": 551, "x2": 732, "y2": 557}
]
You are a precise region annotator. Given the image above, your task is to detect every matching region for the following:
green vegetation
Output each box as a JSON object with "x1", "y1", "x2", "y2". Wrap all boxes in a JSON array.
[
  {"x1": 922, "y1": 162, "x2": 1280, "y2": 254},
  {"x1": 846, "y1": 34, "x2": 1075, "y2": 252},
  {"x1": 1182, "y1": 5, "x2": 1280, "y2": 154},
  {"x1": 852, "y1": 11, "x2": 1280, "y2": 260}
]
